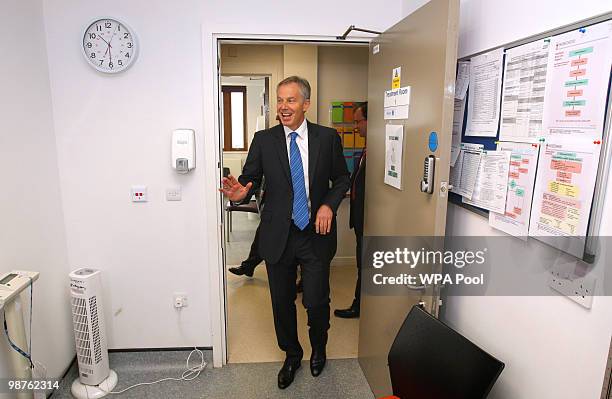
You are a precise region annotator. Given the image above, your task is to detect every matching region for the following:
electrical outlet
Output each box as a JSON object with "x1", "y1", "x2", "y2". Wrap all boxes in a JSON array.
[
  {"x1": 173, "y1": 292, "x2": 188, "y2": 308},
  {"x1": 131, "y1": 185, "x2": 148, "y2": 202},
  {"x1": 166, "y1": 187, "x2": 182, "y2": 201},
  {"x1": 548, "y1": 270, "x2": 596, "y2": 309}
]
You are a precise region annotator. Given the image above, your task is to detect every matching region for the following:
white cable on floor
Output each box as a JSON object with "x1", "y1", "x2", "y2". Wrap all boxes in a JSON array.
[{"x1": 97, "y1": 347, "x2": 207, "y2": 395}]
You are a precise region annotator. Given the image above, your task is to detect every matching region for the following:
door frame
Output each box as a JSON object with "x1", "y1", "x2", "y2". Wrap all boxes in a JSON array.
[{"x1": 202, "y1": 32, "x2": 370, "y2": 367}]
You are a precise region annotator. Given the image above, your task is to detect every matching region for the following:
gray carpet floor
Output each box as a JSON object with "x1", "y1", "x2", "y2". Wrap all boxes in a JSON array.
[{"x1": 50, "y1": 350, "x2": 375, "y2": 399}]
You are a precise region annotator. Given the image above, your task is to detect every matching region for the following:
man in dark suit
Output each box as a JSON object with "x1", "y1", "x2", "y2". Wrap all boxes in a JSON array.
[
  {"x1": 334, "y1": 102, "x2": 367, "y2": 319},
  {"x1": 220, "y1": 76, "x2": 350, "y2": 389}
]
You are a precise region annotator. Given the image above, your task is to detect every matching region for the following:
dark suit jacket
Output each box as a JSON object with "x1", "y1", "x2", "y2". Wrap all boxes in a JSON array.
[
  {"x1": 239, "y1": 121, "x2": 350, "y2": 265},
  {"x1": 349, "y1": 151, "x2": 366, "y2": 236}
]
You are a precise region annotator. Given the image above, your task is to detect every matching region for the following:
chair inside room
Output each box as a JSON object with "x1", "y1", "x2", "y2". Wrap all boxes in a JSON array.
[{"x1": 388, "y1": 305, "x2": 505, "y2": 399}]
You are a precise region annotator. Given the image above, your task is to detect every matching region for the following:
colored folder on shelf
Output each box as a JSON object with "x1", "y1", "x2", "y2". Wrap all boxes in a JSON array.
[
  {"x1": 343, "y1": 102, "x2": 354, "y2": 122},
  {"x1": 355, "y1": 134, "x2": 366, "y2": 148},
  {"x1": 344, "y1": 132, "x2": 355, "y2": 148},
  {"x1": 331, "y1": 102, "x2": 344, "y2": 123}
]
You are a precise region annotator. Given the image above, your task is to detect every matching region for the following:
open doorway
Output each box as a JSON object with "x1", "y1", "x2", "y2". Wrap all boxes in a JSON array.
[{"x1": 218, "y1": 41, "x2": 369, "y2": 364}]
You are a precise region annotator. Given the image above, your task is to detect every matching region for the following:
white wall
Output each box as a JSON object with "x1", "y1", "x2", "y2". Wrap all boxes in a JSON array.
[
  {"x1": 457, "y1": 0, "x2": 612, "y2": 58},
  {"x1": 400, "y1": 1, "x2": 612, "y2": 398},
  {"x1": 43, "y1": 0, "x2": 210, "y2": 349},
  {"x1": 0, "y1": 0, "x2": 73, "y2": 393},
  {"x1": 42, "y1": 0, "x2": 404, "y2": 362}
]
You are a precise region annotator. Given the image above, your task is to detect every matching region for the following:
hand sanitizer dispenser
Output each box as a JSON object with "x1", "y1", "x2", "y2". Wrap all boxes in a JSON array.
[{"x1": 172, "y1": 129, "x2": 195, "y2": 174}]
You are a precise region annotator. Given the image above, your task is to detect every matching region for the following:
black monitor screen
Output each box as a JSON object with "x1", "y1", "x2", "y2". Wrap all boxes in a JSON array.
[{"x1": 388, "y1": 305, "x2": 505, "y2": 399}]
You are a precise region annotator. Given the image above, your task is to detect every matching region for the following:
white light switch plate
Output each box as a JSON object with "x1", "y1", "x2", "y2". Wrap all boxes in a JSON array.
[
  {"x1": 166, "y1": 187, "x2": 182, "y2": 201},
  {"x1": 131, "y1": 185, "x2": 148, "y2": 202}
]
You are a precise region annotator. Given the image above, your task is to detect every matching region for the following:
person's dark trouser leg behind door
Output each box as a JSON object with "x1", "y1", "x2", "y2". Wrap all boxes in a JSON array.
[
  {"x1": 229, "y1": 225, "x2": 263, "y2": 277},
  {"x1": 334, "y1": 230, "x2": 361, "y2": 319}
]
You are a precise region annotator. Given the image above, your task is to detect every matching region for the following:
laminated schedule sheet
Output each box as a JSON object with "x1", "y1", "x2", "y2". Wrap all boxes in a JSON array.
[
  {"x1": 466, "y1": 48, "x2": 504, "y2": 137},
  {"x1": 451, "y1": 97, "x2": 466, "y2": 167},
  {"x1": 489, "y1": 142, "x2": 540, "y2": 237},
  {"x1": 450, "y1": 143, "x2": 484, "y2": 200},
  {"x1": 463, "y1": 151, "x2": 511, "y2": 213},
  {"x1": 455, "y1": 61, "x2": 470, "y2": 100},
  {"x1": 449, "y1": 150, "x2": 464, "y2": 193},
  {"x1": 499, "y1": 40, "x2": 550, "y2": 143}
]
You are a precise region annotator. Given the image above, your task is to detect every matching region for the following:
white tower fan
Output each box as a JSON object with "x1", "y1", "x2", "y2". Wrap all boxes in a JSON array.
[{"x1": 69, "y1": 268, "x2": 117, "y2": 398}]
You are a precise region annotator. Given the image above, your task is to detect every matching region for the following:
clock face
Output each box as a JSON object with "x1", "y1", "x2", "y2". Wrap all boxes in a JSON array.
[{"x1": 82, "y1": 18, "x2": 137, "y2": 73}]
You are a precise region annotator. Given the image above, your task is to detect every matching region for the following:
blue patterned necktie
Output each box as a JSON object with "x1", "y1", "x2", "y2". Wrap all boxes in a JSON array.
[{"x1": 289, "y1": 132, "x2": 309, "y2": 230}]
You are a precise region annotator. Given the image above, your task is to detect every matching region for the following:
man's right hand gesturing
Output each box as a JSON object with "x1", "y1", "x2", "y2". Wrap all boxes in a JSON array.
[{"x1": 219, "y1": 175, "x2": 253, "y2": 203}]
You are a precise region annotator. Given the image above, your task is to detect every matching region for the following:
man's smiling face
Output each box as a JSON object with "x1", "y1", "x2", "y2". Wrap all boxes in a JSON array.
[{"x1": 277, "y1": 82, "x2": 310, "y2": 131}]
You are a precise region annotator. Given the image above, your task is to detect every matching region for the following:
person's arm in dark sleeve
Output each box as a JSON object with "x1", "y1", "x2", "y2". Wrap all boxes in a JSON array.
[{"x1": 322, "y1": 132, "x2": 351, "y2": 214}]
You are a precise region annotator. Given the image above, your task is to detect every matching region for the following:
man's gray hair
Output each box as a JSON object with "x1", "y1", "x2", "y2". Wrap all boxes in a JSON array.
[{"x1": 277, "y1": 76, "x2": 311, "y2": 100}]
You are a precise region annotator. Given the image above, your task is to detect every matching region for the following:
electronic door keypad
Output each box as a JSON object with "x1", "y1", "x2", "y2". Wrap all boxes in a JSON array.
[{"x1": 421, "y1": 155, "x2": 435, "y2": 194}]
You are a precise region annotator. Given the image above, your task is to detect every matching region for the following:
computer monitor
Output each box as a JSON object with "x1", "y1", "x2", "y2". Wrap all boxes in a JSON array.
[{"x1": 388, "y1": 305, "x2": 505, "y2": 399}]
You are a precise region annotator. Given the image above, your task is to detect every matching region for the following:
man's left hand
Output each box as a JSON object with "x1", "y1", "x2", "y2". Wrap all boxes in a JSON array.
[{"x1": 315, "y1": 205, "x2": 333, "y2": 235}]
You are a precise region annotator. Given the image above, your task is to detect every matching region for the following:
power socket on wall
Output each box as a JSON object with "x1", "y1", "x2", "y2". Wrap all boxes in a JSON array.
[
  {"x1": 131, "y1": 185, "x2": 148, "y2": 202},
  {"x1": 548, "y1": 270, "x2": 596, "y2": 309},
  {"x1": 174, "y1": 292, "x2": 188, "y2": 309}
]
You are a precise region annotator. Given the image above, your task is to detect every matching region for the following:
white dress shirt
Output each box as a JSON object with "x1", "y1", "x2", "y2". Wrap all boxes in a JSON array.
[{"x1": 283, "y1": 118, "x2": 311, "y2": 217}]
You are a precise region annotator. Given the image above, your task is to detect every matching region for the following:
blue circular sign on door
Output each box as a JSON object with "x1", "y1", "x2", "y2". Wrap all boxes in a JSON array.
[{"x1": 428, "y1": 131, "x2": 438, "y2": 152}]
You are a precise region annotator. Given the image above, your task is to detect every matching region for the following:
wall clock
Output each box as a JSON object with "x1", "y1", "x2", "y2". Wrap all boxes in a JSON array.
[{"x1": 82, "y1": 18, "x2": 138, "y2": 73}]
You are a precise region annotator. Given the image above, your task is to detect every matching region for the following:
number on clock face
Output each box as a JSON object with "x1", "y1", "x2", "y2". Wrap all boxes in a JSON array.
[{"x1": 83, "y1": 19, "x2": 136, "y2": 73}]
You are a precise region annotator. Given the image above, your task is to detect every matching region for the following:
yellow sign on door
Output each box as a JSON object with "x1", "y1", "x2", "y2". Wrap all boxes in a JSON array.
[{"x1": 392, "y1": 67, "x2": 401, "y2": 89}]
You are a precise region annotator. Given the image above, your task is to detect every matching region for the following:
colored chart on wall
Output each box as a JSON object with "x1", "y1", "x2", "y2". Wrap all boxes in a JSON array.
[
  {"x1": 542, "y1": 20, "x2": 612, "y2": 140},
  {"x1": 489, "y1": 142, "x2": 540, "y2": 237},
  {"x1": 529, "y1": 137, "x2": 601, "y2": 237}
]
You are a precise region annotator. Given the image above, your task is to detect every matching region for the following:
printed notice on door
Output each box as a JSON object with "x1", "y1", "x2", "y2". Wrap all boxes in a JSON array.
[{"x1": 384, "y1": 124, "x2": 404, "y2": 190}]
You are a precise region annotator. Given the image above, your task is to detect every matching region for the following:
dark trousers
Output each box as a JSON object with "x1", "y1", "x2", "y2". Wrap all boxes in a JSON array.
[
  {"x1": 242, "y1": 225, "x2": 263, "y2": 272},
  {"x1": 354, "y1": 231, "x2": 363, "y2": 305},
  {"x1": 266, "y1": 224, "x2": 330, "y2": 361}
]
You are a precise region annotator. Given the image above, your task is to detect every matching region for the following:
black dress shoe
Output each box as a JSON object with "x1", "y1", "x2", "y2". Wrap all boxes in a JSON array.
[
  {"x1": 334, "y1": 304, "x2": 360, "y2": 318},
  {"x1": 228, "y1": 265, "x2": 254, "y2": 277},
  {"x1": 310, "y1": 348, "x2": 326, "y2": 377},
  {"x1": 278, "y1": 359, "x2": 301, "y2": 389}
]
